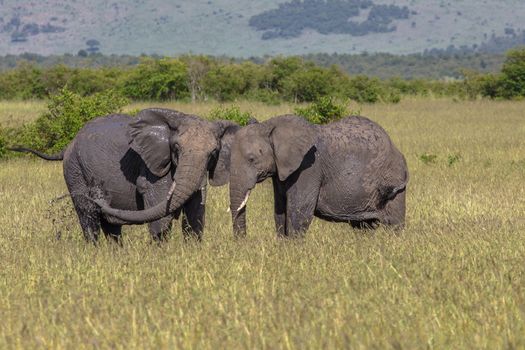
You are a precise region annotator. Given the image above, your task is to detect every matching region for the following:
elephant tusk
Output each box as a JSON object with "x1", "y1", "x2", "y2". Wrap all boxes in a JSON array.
[
  {"x1": 200, "y1": 177, "x2": 207, "y2": 205},
  {"x1": 200, "y1": 186, "x2": 207, "y2": 205},
  {"x1": 236, "y1": 190, "x2": 251, "y2": 212},
  {"x1": 226, "y1": 207, "x2": 231, "y2": 213},
  {"x1": 167, "y1": 181, "x2": 177, "y2": 201}
]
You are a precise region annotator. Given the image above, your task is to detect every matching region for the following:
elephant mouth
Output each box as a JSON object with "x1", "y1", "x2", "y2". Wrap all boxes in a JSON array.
[{"x1": 256, "y1": 171, "x2": 272, "y2": 183}]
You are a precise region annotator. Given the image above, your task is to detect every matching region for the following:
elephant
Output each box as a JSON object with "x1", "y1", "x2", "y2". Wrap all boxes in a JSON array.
[
  {"x1": 228, "y1": 114, "x2": 409, "y2": 237},
  {"x1": 12, "y1": 108, "x2": 241, "y2": 243}
]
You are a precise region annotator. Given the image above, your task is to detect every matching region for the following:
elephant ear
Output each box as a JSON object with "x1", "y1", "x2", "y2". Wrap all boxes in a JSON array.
[
  {"x1": 269, "y1": 115, "x2": 316, "y2": 182},
  {"x1": 128, "y1": 109, "x2": 173, "y2": 177},
  {"x1": 209, "y1": 120, "x2": 240, "y2": 187}
]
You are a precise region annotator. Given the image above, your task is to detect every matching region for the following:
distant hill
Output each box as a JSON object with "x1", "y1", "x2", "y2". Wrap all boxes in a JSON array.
[{"x1": 1, "y1": 0, "x2": 525, "y2": 56}]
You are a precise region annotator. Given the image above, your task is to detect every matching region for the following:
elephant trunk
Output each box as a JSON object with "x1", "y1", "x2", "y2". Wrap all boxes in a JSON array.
[
  {"x1": 229, "y1": 175, "x2": 255, "y2": 237},
  {"x1": 98, "y1": 152, "x2": 208, "y2": 224}
]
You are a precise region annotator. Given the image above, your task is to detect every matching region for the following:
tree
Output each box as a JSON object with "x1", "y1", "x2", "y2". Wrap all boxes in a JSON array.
[
  {"x1": 267, "y1": 56, "x2": 304, "y2": 92},
  {"x1": 181, "y1": 55, "x2": 212, "y2": 102},
  {"x1": 499, "y1": 47, "x2": 525, "y2": 98},
  {"x1": 343, "y1": 75, "x2": 382, "y2": 103},
  {"x1": 281, "y1": 64, "x2": 338, "y2": 102},
  {"x1": 204, "y1": 62, "x2": 264, "y2": 101},
  {"x1": 121, "y1": 58, "x2": 189, "y2": 100},
  {"x1": 86, "y1": 39, "x2": 100, "y2": 54}
]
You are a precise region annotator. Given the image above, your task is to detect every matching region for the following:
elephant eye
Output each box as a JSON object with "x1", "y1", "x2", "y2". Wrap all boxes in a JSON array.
[{"x1": 248, "y1": 156, "x2": 255, "y2": 163}]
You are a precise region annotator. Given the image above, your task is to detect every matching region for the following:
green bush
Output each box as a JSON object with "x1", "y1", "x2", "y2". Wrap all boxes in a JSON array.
[
  {"x1": 4, "y1": 54, "x2": 510, "y2": 103},
  {"x1": 65, "y1": 67, "x2": 122, "y2": 96},
  {"x1": 498, "y1": 47, "x2": 525, "y2": 99},
  {"x1": 459, "y1": 70, "x2": 505, "y2": 99},
  {"x1": 386, "y1": 78, "x2": 429, "y2": 96},
  {"x1": 295, "y1": 96, "x2": 349, "y2": 124},
  {"x1": 121, "y1": 58, "x2": 189, "y2": 100},
  {"x1": 344, "y1": 75, "x2": 383, "y2": 103},
  {"x1": 343, "y1": 75, "x2": 401, "y2": 104},
  {"x1": 244, "y1": 88, "x2": 281, "y2": 105},
  {"x1": 456, "y1": 48, "x2": 525, "y2": 100},
  {"x1": 0, "y1": 63, "x2": 46, "y2": 99},
  {"x1": 0, "y1": 127, "x2": 6, "y2": 159},
  {"x1": 380, "y1": 90, "x2": 402, "y2": 103},
  {"x1": 11, "y1": 88, "x2": 128, "y2": 153},
  {"x1": 282, "y1": 65, "x2": 338, "y2": 102},
  {"x1": 447, "y1": 153, "x2": 461, "y2": 167},
  {"x1": 208, "y1": 105, "x2": 253, "y2": 126},
  {"x1": 478, "y1": 74, "x2": 505, "y2": 98},
  {"x1": 266, "y1": 56, "x2": 305, "y2": 92},
  {"x1": 419, "y1": 153, "x2": 438, "y2": 164},
  {"x1": 203, "y1": 62, "x2": 266, "y2": 102},
  {"x1": 0, "y1": 63, "x2": 122, "y2": 100}
]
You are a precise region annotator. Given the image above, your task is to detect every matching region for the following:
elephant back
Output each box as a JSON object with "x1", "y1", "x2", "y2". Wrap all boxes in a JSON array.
[
  {"x1": 69, "y1": 114, "x2": 141, "y2": 202},
  {"x1": 320, "y1": 116, "x2": 395, "y2": 163},
  {"x1": 320, "y1": 116, "x2": 407, "y2": 204}
]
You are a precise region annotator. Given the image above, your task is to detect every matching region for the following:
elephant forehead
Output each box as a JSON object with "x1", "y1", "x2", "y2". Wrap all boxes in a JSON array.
[
  {"x1": 236, "y1": 138, "x2": 270, "y2": 161},
  {"x1": 236, "y1": 127, "x2": 264, "y2": 145},
  {"x1": 178, "y1": 127, "x2": 218, "y2": 149},
  {"x1": 240, "y1": 125, "x2": 260, "y2": 136}
]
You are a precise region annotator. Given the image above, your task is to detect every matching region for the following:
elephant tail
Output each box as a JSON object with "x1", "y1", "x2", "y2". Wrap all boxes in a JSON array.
[
  {"x1": 9, "y1": 147, "x2": 65, "y2": 161},
  {"x1": 386, "y1": 168, "x2": 409, "y2": 201}
]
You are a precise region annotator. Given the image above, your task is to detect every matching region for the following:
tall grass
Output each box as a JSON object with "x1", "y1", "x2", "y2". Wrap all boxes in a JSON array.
[{"x1": 1, "y1": 99, "x2": 524, "y2": 348}]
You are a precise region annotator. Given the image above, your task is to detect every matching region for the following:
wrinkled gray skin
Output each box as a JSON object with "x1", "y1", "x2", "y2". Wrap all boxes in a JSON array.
[
  {"x1": 14, "y1": 108, "x2": 238, "y2": 243},
  {"x1": 229, "y1": 115, "x2": 409, "y2": 237},
  {"x1": 89, "y1": 108, "x2": 244, "y2": 240}
]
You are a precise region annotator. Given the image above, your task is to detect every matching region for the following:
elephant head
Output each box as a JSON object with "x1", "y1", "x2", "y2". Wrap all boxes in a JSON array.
[
  {"x1": 229, "y1": 115, "x2": 317, "y2": 236},
  {"x1": 96, "y1": 108, "x2": 240, "y2": 223}
]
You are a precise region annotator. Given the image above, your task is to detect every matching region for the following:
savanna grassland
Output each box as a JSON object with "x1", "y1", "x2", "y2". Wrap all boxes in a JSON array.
[{"x1": 1, "y1": 99, "x2": 524, "y2": 348}]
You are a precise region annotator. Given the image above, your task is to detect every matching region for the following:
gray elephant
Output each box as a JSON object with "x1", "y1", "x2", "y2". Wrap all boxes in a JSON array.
[
  {"x1": 12, "y1": 108, "x2": 239, "y2": 243},
  {"x1": 228, "y1": 115, "x2": 409, "y2": 237}
]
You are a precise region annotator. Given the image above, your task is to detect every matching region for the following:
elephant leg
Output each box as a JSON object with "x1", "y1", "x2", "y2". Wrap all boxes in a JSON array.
[
  {"x1": 285, "y1": 185, "x2": 319, "y2": 237},
  {"x1": 284, "y1": 168, "x2": 321, "y2": 237},
  {"x1": 101, "y1": 219, "x2": 123, "y2": 245},
  {"x1": 140, "y1": 176, "x2": 174, "y2": 242},
  {"x1": 148, "y1": 218, "x2": 173, "y2": 242},
  {"x1": 143, "y1": 197, "x2": 173, "y2": 242},
  {"x1": 71, "y1": 193, "x2": 101, "y2": 243},
  {"x1": 381, "y1": 190, "x2": 406, "y2": 230},
  {"x1": 272, "y1": 177, "x2": 287, "y2": 237},
  {"x1": 181, "y1": 189, "x2": 205, "y2": 241},
  {"x1": 286, "y1": 200, "x2": 316, "y2": 237},
  {"x1": 65, "y1": 161, "x2": 101, "y2": 243}
]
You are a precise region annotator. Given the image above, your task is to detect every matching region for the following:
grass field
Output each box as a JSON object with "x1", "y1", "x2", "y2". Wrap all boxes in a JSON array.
[{"x1": 1, "y1": 99, "x2": 525, "y2": 348}]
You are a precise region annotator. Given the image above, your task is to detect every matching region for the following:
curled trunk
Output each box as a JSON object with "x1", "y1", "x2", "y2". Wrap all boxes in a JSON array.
[{"x1": 99, "y1": 154, "x2": 208, "y2": 224}]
